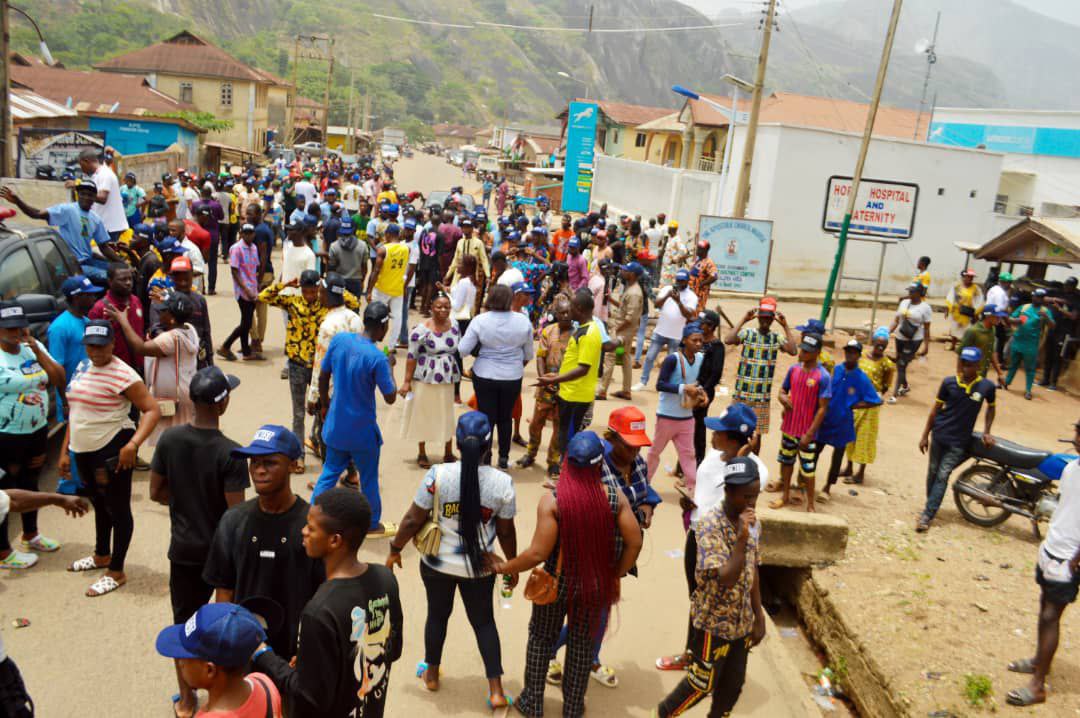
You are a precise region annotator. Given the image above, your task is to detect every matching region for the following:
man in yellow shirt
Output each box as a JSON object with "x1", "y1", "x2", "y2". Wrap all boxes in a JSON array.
[
  {"x1": 375, "y1": 180, "x2": 398, "y2": 207},
  {"x1": 537, "y1": 289, "x2": 604, "y2": 456},
  {"x1": 366, "y1": 222, "x2": 412, "y2": 353}
]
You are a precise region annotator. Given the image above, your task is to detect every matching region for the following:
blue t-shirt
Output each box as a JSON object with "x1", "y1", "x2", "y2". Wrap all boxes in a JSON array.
[
  {"x1": 47, "y1": 203, "x2": 111, "y2": 262},
  {"x1": 817, "y1": 363, "x2": 882, "y2": 447},
  {"x1": 0, "y1": 343, "x2": 50, "y2": 435},
  {"x1": 321, "y1": 333, "x2": 395, "y2": 451},
  {"x1": 46, "y1": 310, "x2": 88, "y2": 422},
  {"x1": 120, "y1": 185, "x2": 146, "y2": 219}
]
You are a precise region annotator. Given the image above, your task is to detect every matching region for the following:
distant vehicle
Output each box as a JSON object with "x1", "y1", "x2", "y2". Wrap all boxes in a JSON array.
[
  {"x1": 380, "y1": 144, "x2": 400, "y2": 161},
  {"x1": 477, "y1": 155, "x2": 501, "y2": 173},
  {"x1": 403, "y1": 147, "x2": 415, "y2": 158},
  {"x1": 426, "y1": 190, "x2": 476, "y2": 212},
  {"x1": 381, "y1": 128, "x2": 406, "y2": 147},
  {"x1": 0, "y1": 216, "x2": 80, "y2": 340},
  {"x1": 447, "y1": 150, "x2": 465, "y2": 166},
  {"x1": 294, "y1": 141, "x2": 326, "y2": 155}
]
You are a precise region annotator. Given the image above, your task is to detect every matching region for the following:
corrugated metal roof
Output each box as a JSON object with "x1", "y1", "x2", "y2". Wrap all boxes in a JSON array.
[
  {"x1": 95, "y1": 31, "x2": 284, "y2": 84},
  {"x1": 11, "y1": 89, "x2": 76, "y2": 120},
  {"x1": 12, "y1": 63, "x2": 195, "y2": 115}
]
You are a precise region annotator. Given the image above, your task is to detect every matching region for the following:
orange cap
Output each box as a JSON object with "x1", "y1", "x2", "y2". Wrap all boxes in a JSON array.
[{"x1": 608, "y1": 406, "x2": 653, "y2": 447}]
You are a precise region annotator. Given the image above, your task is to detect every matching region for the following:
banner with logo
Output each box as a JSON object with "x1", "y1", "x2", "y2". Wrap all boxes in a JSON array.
[
  {"x1": 698, "y1": 216, "x2": 774, "y2": 295},
  {"x1": 16, "y1": 128, "x2": 106, "y2": 179},
  {"x1": 562, "y1": 101, "x2": 598, "y2": 213}
]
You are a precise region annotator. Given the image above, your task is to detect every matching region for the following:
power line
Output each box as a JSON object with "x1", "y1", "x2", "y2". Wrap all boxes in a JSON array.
[
  {"x1": 370, "y1": 13, "x2": 474, "y2": 29},
  {"x1": 475, "y1": 20, "x2": 739, "y2": 33}
]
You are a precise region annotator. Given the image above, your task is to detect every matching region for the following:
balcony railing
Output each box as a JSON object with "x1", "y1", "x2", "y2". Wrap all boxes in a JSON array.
[{"x1": 697, "y1": 155, "x2": 716, "y2": 172}]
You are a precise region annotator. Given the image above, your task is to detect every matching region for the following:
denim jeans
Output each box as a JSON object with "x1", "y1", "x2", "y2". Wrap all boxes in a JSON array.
[
  {"x1": 287, "y1": 362, "x2": 312, "y2": 460},
  {"x1": 398, "y1": 286, "x2": 414, "y2": 346},
  {"x1": 921, "y1": 438, "x2": 969, "y2": 521},
  {"x1": 639, "y1": 334, "x2": 680, "y2": 385}
]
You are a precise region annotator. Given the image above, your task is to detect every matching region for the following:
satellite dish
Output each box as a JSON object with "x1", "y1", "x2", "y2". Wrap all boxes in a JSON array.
[{"x1": 914, "y1": 38, "x2": 930, "y2": 54}]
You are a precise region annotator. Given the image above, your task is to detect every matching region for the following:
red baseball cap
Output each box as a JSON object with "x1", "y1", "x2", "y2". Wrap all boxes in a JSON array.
[
  {"x1": 697, "y1": 240, "x2": 710, "y2": 250},
  {"x1": 608, "y1": 406, "x2": 652, "y2": 447},
  {"x1": 758, "y1": 297, "x2": 777, "y2": 315},
  {"x1": 170, "y1": 256, "x2": 193, "y2": 273}
]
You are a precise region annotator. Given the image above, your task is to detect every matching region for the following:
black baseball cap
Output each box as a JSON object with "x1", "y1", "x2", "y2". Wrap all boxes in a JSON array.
[
  {"x1": 323, "y1": 272, "x2": 347, "y2": 305},
  {"x1": 364, "y1": 301, "x2": 391, "y2": 326},
  {"x1": 82, "y1": 320, "x2": 114, "y2": 345},
  {"x1": 299, "y1": 269, "x2": 320, "y2": 287},
  {"x1": 799, "y1": 333, "x2": 823, "y2": 352},
  {"x1": 189, "y1": 366, "x2": 241, "y2": 405},
  {"x1": 723, "y1": 456, "x2": 761, "y2": 487},
  {"x1": 0, "y1": 301, "x2": 28, "y2": 329}
]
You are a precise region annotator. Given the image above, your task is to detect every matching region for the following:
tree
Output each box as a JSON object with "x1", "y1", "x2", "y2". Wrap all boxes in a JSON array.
[{"x1": 153, "y1": 111, "x2": 234, "y2": 132}]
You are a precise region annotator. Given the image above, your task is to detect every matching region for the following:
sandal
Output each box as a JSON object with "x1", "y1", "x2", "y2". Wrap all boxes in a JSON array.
[
  {"x1": 86, "y1": 575, "x2": 125, "y2": 597},
  {"x1": 590, "y1": 665, "x2": 618, "y2": 688},
  {"x1": 768, "y1": 498, "x2": 789, "y2": 510},
  {"x1": 612, "y1": 390, "x2": 632, "y2": 400},
  {"x1": 842, "y1": 475, "x2": 863, "y2": 485},
  {"x1": 1007, "y1": 658, "x2": 1037, "y2": 675},
  {"x1": 216, "y1": 346, "x2": 237, "y2": 361},
  {"x1": 816, "y1": 491, "x2": 831, "y2": 504},
  {"x1": 21, "y1": 535, "x2": 60, "y2": 552},
  {"x1": 68, "y1": 556, "x2": 105, "y2": 572},
  {"x1": 416, "y1": 662, "x2": 439, "y2": 692},
  {"x1": 655, "y1": 653, "x2": 691, "y2": 671},
  {"x1": 417, "y1": 454, "x2": 432, "y2": 469},
  {"x1": 764, "y1": 480, "x2": 783, "y2": 493},
  {"x1": 1006, "y1": 687, "x2": 1045, "y2": 707},
  {"x1": 546, "y1": 660, "x2": 563, "y2": 686},
  {"x1": 487, "y1": 694, "x2": 514, "y2": 710},
  {"x1": 0, "y1": 550, "x2": 38, "y2": 570}
]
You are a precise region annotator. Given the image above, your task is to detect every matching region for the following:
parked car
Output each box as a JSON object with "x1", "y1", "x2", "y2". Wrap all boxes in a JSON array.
[
  {"x1": 293, "y1": 141, "x2": 326, "y2": 156},
  {"x1": 0, "y1": 220, "x2": 80, "y2": 340},
  {"x1": 447, "y1": 150, "x2": 465, "y2": 166},
  {"x1": 380, "y1": 144, "x2": 400, "y2": 161},
  {"x1": 426, "y1": 190, "x2": 477, "y2": 212}
]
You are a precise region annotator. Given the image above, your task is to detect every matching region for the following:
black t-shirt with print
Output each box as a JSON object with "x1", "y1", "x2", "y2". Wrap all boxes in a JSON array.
[
  {"x1": 202, "y1": 496, "x2": 325, "y2": 657},
  {"x1": 151, "y1": 425, "x2": 249, "y2": 565},
  {"x1": 255, "y1": 567, "x2": 403, "y2": 718},
  {"x1": 931, "y1": 376, "x2": 996, "y2": 446}
]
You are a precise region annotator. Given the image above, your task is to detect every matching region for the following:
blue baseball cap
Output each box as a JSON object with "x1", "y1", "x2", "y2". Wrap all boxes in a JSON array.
[
  {"x1": 508, "y1": 230, "x2": 522, "y2": 242},
  {"x1": 675, "y1": 269, "x2": 691, "y2": 282},
  {"x1": 568, "y1": 238, "x2": 581, "y2": 249},
  {"x1": 156, "y1": 237, "x2": 188, "y2": 256},
  {"x1": 1033, "y1": 288, "x2": 1047, "y2": 297},
  {"x1": 232, "y1": 424, "x2": 303, "y2": 460},
  {"x1": 682, "y1": 321, "x2": 704, "y2": 339},
  {"x1": 512, "y1": 281, "x2": 536, "y2": 296},
  {"x1": 982, "y1": 303, "x2": 1008, "y2": 318},
  {"x1": 621, "y1": 262, "x2": 644, "y2": 276},
  {"x1": 872, "y1": 326, "x2": 891, "y2": 341},
  {"x1": 387, "y1": 203, "x2": 400, "y2": 215},
  {"x1": 704, "y1": 403, "x2": 758, "y2": 437},
  {"x1": 61, "y1": 275, "x2": 103, "y2": 297},
  {"x1": 960, "y1": 346, "x2": 983, "y2": 363},
  {"x1": 531, "y1": 216, "x2": 544, "y2": 226},
  {"x1": 567, "y1": 431, "x2": 605, "y2": 467},
  {"x1": 456, "y1": 411, "x2": 492, "y2": 444},
  {"x1": 132, "y1": 223, "x2": 154, "y2": 240},
  {"x1": 302, "y1": 214, "x2": 319, "y2": 227},
  {"x1": 385, "y1": 223, "x2": 401, "y2": 236},
  {"x1": 337, "y1": 220, "x2": 355, "y2": 235},
  {"x1": 796, "y1": 318, "x2": 827, "y2": 334},
  {"x1": 155, "y1": 603, "x2": 266, "y2": 668}
]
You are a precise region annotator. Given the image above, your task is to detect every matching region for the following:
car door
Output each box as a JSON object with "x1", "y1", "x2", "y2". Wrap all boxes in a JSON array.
[{"x1": 0, "y1": 242, "x2": 58, "y2": 339}]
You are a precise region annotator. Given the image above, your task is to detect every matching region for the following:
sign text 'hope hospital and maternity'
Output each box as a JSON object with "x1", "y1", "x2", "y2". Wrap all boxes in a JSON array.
[{"x1": 822, "y1": 176, "x2": 919, "y2": 240}]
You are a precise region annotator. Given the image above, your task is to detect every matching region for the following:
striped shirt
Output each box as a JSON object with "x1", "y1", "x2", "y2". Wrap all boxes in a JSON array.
[
  {"x1": 67, "y1": 357, "x2": 140, "y2": 453},
  {"x1": 779, "y1": 364, "x2": 832, "y2": 438},
  {"x1": 733, "y1": 328, "x2": 782, "y2": 403}
]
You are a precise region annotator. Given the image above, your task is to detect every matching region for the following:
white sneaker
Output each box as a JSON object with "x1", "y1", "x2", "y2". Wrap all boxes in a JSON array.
[
  {"x1": 0, "y1": 550, "x2": 38, "y2": 569},
  {"x1": 631, "y1": 382, "x2": 647, "y2": 392}
]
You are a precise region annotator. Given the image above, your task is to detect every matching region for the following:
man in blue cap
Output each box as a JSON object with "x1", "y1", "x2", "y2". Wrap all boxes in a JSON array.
[
  {"x1": 916, "y1": 346, "x2": 996, "y2": 532},
  {"x1": 367, "y1": 223, "x2": 411, "y2": 353},
  {"x1": 328, "y1": 216, "x2": 369, "y2": 297},
  {"x1": 156, "y1": 602, "x2": 281, "y2": 716},
  {"x1": 203, "y1": 425, "x2": 325, "y2": 658},
  {"x1": 957, "y1": 304, "x2": 1005, "y2": 381},
  {"x1": 1006, "y1": 288, "x2": 1055, "y2": 400}
]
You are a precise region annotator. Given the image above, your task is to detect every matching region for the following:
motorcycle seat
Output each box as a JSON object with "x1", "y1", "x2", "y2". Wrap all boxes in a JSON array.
[{"x1": 969, "y1": 433, "x2": 1051, "y2": 470}]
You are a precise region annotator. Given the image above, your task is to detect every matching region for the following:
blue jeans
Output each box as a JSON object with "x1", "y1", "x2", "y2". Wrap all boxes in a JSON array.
[
  {"x1": 635, "y1": 312, "x2": 650, "y2": 362},
  {"x1": 552, "y1": 607, "x2": 609, "y2": 666},
  {"x1": 80, "y1": 257, "x2": 111, "y2": 283},
  {"x1": 921, "y1": 438, "x2": 969, "y2": 521},
  {"x1": 639, "y1": 334, "x2": 680, "y2": 385},
  {"x1": 313, "y1": 444, "x2": 382, "y2": 523}
]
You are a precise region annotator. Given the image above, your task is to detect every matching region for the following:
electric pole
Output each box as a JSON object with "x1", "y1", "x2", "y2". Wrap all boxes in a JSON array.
[
  {"x1": 913, "y1": 11, "x2": 940, "y2": 141},
  {"x1": 321, "y1": 37, "x2": 334, "y2": 151},
  {"x1": 732, "y1": 0, "x2": 778, "y2": 218},
  {"x1": 1, "y1": 0, "x2": 11, "y2": 177},
  {"x1": 346, "y1": 69, "x2": 355, "y2": 154},
  {"x1": 287, "y1": 35, "x2": 299, "y2": 146},
  {"x1": 820, "y1": 0, "x2": 905, "y2": 323}
]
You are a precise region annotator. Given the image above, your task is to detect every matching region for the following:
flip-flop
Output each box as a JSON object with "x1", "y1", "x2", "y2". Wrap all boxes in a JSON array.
[
  {"x1": 86, "y1": 575, "x2": 125, "y2": 597},
  {"x1": 816, "y1": 491, "x2": 831, "y2": 504},
  {"x1": 487, "y1": 695, "x2": 514, "y2": 711},
  {"x1": 417, "y1": 455, "x2": 432, "y2": 469},
  {"x1": 655, "y1": 654, "x2": 691, "y2": 671},
  {"x1": 1006, "y1": 687, "x2": 1044, "y2": 706},
  {"x1": 416, "y1": 662, "x2": 439, "y2": 692},
  {"x1": 67, "y1": 556, "x2": 104, "y2": 572},
  {"x1": 1007, "y1": 658, "x2": 1037, "y2": 675},
  {"x1": 768, "y1": 498, "x2": 788, "y2": 510},
  {"x1": 764, "y1": 480, "x2": 783, "y2": 493}
]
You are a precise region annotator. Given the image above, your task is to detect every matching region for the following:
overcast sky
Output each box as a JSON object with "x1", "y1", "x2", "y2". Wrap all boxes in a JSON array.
[{"x1": 682, "y1": 0, "x2": 1080, "y2": 26}]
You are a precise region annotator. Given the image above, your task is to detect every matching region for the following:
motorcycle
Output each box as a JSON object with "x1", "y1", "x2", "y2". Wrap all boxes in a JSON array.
[{"x1": 952, "y1": 432, "x2": 1076, "y2": 538}]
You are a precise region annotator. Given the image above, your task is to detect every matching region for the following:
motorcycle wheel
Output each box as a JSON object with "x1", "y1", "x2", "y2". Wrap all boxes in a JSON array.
[{"x1": 953, "y1": 465, "x2": 1014, "y2": 528}]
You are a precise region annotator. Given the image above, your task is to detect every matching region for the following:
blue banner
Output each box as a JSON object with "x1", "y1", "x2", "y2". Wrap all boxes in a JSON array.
[
  {"x1": 929, "y1": 121, "x2": 1080, "y2": 159},
  {"x1": 562, "y1": 101, "x2": 598, "y2": 213},
  {"x1": 698, "y1": 216, "x2": 774, "y2": 295}
]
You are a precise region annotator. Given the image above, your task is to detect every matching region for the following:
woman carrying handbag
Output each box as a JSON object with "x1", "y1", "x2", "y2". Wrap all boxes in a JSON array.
[
  {"x1": 386, "y1": 412, "x2": 518, "y2": 710},
  {"x1": 646, "y1": 323, "x2": 707, "y2": 496},
  {"x1": 489, "y1": 432, "x2": 643, "y2": 718}
]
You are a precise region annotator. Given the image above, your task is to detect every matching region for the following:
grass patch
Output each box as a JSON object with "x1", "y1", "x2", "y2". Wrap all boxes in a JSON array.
[{"x1": 962, "y1": 673, "x2": 994, "y2": 708}]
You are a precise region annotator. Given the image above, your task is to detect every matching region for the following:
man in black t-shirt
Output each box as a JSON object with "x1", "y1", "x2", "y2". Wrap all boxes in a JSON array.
[
  {"x1": 151, "y1": 366, "x2": 249, "y2": 718},
  {"x1": 203, "y1": 424, "x2": 325, "y2": 659},
  {"x1": 916, "y1": 346, "x2": 997, "y2": 532},
  {"x1": 255, "y1": 489, "x2": 402, "y2": 718}
]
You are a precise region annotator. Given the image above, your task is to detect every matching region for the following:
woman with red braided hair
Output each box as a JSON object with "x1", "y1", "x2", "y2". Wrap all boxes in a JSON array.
[{"x1": 491, "y1": 431, "x2": 642, "y2": 717}]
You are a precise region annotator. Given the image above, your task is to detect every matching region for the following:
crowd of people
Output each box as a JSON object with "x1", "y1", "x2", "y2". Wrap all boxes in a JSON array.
[{"x1": 0, "y1": 147, "x2": 1078, "y2": 716}]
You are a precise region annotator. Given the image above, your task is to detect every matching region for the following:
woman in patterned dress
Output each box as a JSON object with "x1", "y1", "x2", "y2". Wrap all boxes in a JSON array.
[
  {"x1": 400, "y1": 293, "x2": 461, "y2": 468},
  {"x1": 841, "y1": 327, "x2": 895, "y2": 484}
]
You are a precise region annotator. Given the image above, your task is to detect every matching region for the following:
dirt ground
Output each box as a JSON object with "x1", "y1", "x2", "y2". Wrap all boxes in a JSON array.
[{"x1": 3, "y1": 154, "x2": 1077, "y2": 716}]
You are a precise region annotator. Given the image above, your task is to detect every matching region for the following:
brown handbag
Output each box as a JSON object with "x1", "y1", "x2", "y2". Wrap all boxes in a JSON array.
[{"x1": 523, "y1": 550, "x2": 563, "y2": 605}]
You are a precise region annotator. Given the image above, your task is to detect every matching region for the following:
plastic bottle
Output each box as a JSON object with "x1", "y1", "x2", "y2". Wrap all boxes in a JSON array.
[{"x1": 500, "y1": 575, "x2": 513, "y2": 609}]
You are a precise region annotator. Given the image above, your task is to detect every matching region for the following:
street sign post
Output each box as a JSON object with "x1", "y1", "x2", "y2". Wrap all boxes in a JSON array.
[
  {"x1": 698, "y1": 215, "x2": 774, "y2": 295},
  {"x1": 822, "y1": 176, "x2": 919, "y2": 240},
  {"x1": 561, "y1": 101, "x2": 599, "y2": 213}
]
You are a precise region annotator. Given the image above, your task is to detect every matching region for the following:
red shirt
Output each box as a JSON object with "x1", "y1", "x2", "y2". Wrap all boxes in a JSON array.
[
  {"x1": 88, "y1": 291, "x2": 145, "y2": 371},
  {"x1": 196, "y1": 673, "x2": 282, "y2": 718},
  {"x1": 183, "y1": 219, "x2": 212, "y2": 256},
  {"x1": 551, "y1": 229, "x2": 574, "y2": 262},
  {"x1": 780, "y1": 363, "x2": 832, "y2": 438}
]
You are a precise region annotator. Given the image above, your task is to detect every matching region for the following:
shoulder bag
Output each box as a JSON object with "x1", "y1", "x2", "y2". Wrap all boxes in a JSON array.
[
  {"x1": 413, "y1": 465, "x2": 443, "y2": 556},
  {"x1": 678, "y1": 353, "x2": 706, "y2": 410},
  {"x1": 523, "y1": 549, "x2": 563, "y2": 605},
  {"x1": 150, "y1": 332, "x2": 180, "y2": 418}
]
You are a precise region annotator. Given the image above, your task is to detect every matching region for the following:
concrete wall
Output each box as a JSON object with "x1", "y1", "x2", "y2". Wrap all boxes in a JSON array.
[
  {"x1": 0, "y1": 178, "x2": 72, "y2": 226},
  {"x1": 116, "y1": 147, "x2": 184, "y2": 189}
]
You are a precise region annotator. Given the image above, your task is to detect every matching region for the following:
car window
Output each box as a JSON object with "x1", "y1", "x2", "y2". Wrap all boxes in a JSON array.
[
  {"x1": 35, "y1": 238, "x2": 70, "y2": 294},
  {"x1": 0, "y1": 247, "x2": 43, "y2": 299}
]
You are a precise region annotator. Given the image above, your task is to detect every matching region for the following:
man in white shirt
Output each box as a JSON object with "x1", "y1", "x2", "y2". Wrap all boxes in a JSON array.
[
  {"x1": 77, "y1": 148, "x2": 128, "y2": 240},
  {"x1": 633, "y1": 269, "x2": 698, "y2": 390},
  {"x1": 341, "y1": 174, "x2": 363, "y2": 213},
  {"x1": 1006, "y1": 420, "x2": 1080, "y2": 708},
  {"x1": 276, "y1": 223, "x2": 317, "y2": 377},
  {"x1": 492, "y1": 251, "x2": 524, "y2": 287},
  {"x1": 644, "y1": 217, "x2": 663, "y2": 253},
  {"x1": 293, "y1": 172, "x2": 318, "y2": 209},
  {"x1": 987, "y1": 272, "x2": 1014, "y2": 366}
]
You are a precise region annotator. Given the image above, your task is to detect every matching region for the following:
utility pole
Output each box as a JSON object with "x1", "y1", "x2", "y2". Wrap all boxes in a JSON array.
[
  {"x1": 321, "y1": 37, "x2": 334, "y2": 151},
  {"x1": 287, "y1": 35, "x2": 299, "y2": 146},
  {"x1": 345, "y1": 68, "x2": 355, "y2": 153},
  {"x1": 361, "y1": 93, "x2": 371, "y2": 133},
  {"x1": 0, "y1": 0, "x2": 11, "y2": 177},
  {"x1": 820, "y1": 0, "x2": 905, "y2": 323},
  {"x1": 732, "y1": 0, "x2": 777, "y2": 218},
  {"x1": 913, "y1": 11, "x2": 940, "y2": 141},
  {"x1": 587, "y1": 4, "x2": 594, "y2": 32}
]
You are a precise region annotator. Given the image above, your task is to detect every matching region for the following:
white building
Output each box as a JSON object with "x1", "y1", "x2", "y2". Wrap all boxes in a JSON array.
[{"x1": 592, "y1": 121, "x2": 1003, "y2": 296}]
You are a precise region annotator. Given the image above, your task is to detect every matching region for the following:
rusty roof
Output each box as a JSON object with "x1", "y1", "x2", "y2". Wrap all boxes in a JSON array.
[
  {"x1": 11, "y1": 61, "x2": 196, "y2": 116},
  {"x1": 94, "y1": 31, "x2": 284, "y2": 84},
  {"x1": 686, "y1": 91, "x2": 919, "y2": 139},
  {"x1": 557, "y1": 99, "x2": 674, "y2": 127}
]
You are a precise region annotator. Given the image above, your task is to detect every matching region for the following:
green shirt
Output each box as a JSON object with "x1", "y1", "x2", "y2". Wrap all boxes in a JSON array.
[
  {"x1": 1011, "y1": 304, "x2": 1050, "y2": 347},
  {"x1": 958, "y1": 322, "x2": 995, "y2": 376}
]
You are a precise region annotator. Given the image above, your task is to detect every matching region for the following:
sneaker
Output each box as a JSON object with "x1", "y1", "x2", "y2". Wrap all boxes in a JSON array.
[
  {"x1": 280, "y1": 367, "x2": 289, "y2": 380},
  {"x1": 1048, "y1": 385, "x2": 1058, "y2": 392},
  {"x1": 0, "y1": 550, "x2": 38, "y2": 569},
  {"x1": 631, "y1": 382, "x2": 647, "y2": 392},
  {"x1": 21, "y1": 535, "x2": 60, "y2": 552},
  {"x1": 516, "y1": 455, "x2": 535, "y2": 468}
]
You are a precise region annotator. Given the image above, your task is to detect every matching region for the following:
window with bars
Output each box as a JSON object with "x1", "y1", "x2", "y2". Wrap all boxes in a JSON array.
[
  {"x1": 179, "y1": 82, "x2": 193, "y2": 104},
  {"x1": 220, "y1": 82, "x2": 233, "y2": 106},
  {"x1": 635, "y1": 132, "x2": 647, "y2": 147}
]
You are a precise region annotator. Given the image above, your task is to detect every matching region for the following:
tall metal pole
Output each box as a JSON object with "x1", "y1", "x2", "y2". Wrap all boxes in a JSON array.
[
  {"x1": 0, "y1": 0, "x2": 11, "y2": 177},
  {"x1": 913, "y1": 11, "x2": 940, "y2": 141},
  {"x1": 732, "y1": 0, "x2": 777, "y2": 218},
  {"x1": 346, "y1": 68, "x2": 355, "y2": 153},
  {"x1": 716, "y1": 88, "x2": 738, "y2": 213},
  {"x1": 287, "y1": 35, "x2": 299, "y2": 146},
  {"x1": 321, "y1": 37, "x2": 333, "y2": 149},
  {"x1": 820, "y1": 0, "x2": 905, "y2": 323}
]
